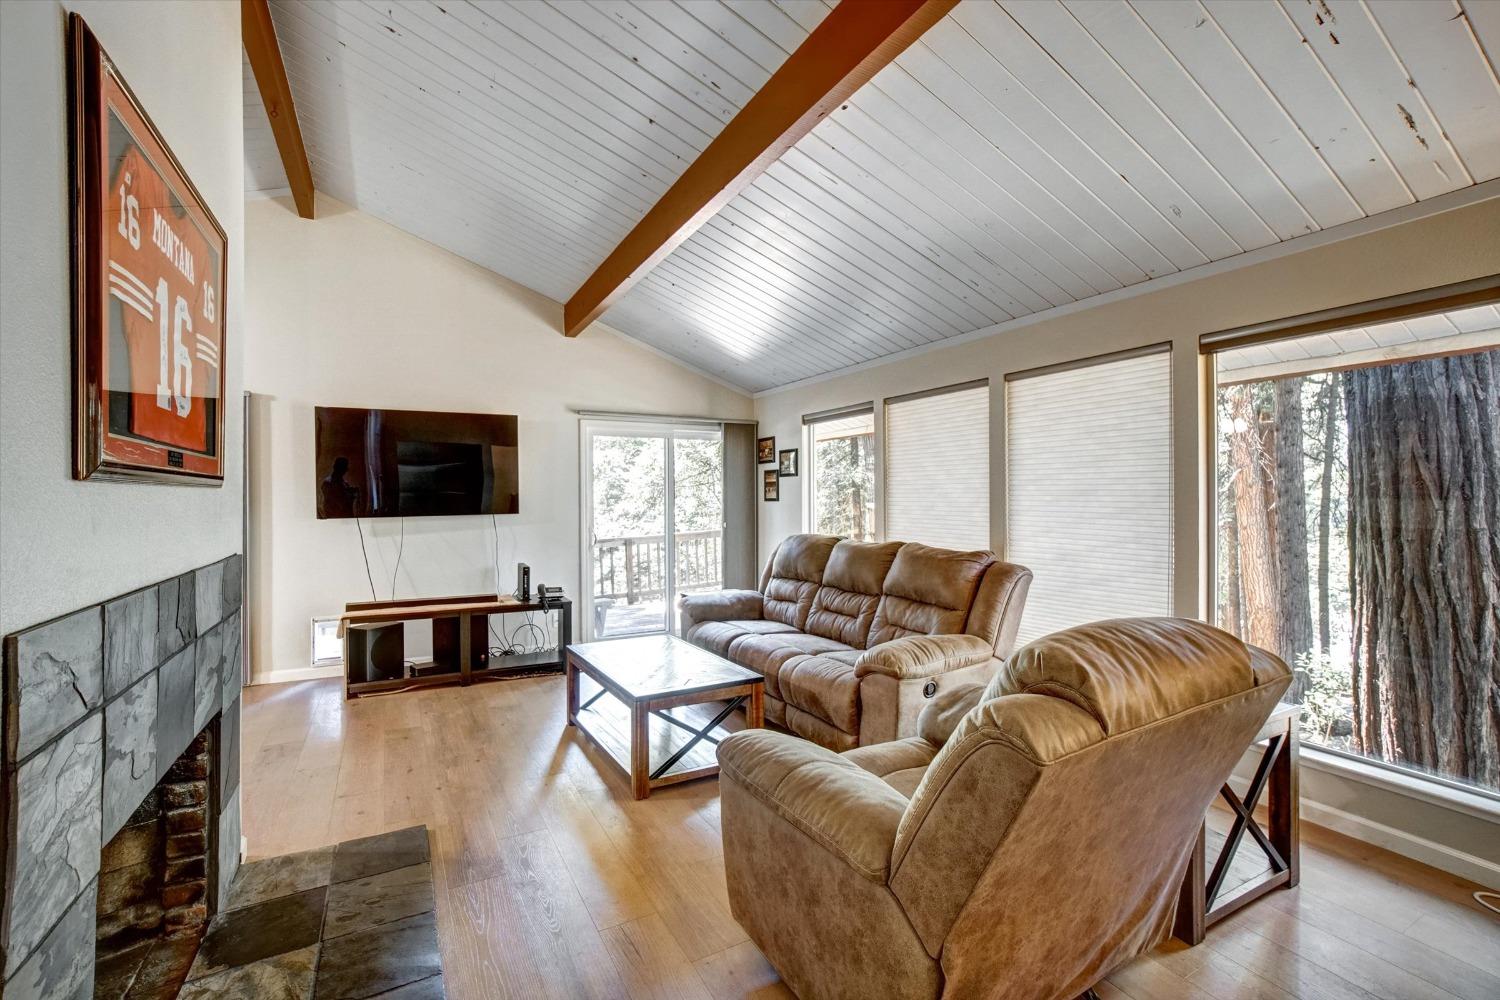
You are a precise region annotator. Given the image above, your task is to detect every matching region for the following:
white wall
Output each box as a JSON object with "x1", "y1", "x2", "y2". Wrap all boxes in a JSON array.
[
  {"x1": 753, "y1": 190, "x2": 1500, "y2": 887},
  {"x1": 0, "y1": 0, "x2": 244, "y2": 637},
  {"x1": 243, "y1": 195, "x2": 751, "y2": 683}
]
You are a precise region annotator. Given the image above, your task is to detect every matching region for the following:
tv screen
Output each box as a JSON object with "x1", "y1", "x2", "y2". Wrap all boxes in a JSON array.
[{"x1": 315, "y1": 406, "x2": 518, "y2": 518}]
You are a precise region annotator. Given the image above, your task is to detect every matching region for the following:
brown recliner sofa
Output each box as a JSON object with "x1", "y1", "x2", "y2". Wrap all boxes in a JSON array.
[
  {"x1": 679, "y1": 534, "x2": 1032, "y2": 751},
  {"x1": 716, "y1": 618, "x2": 1293, "y2": 1000}
]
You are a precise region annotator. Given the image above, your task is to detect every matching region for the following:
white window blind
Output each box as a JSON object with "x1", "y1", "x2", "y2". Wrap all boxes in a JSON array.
[
  {"x1": 1006, "y1": 349, "x2": 1173, "y2": 645},
  {"x1": 884, "y1": 382, "x2": 990, "y2": 550}
]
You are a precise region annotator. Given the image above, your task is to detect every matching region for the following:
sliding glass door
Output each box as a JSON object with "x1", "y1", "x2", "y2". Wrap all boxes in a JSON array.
[{"x1": 582, "y1": 421, "x2": 724, "y2": 640}]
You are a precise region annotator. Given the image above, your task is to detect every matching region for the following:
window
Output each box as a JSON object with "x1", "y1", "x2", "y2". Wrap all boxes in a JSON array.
[
  {"x1": 884, "y1": 381, "x2": 989, "y2": 550},
  {"x1": 1005, "y1": 347, "x2": 1173, "y2": 646},
  {"x1": 806, "y1": 407, "x2": 876, "y2": 541},
  {"x1": 1209, "y1": 293, "x2": 1500, "y2": 797},
  {"x1": 582, "y1": 420, "x2": 725, "y2": 639}
]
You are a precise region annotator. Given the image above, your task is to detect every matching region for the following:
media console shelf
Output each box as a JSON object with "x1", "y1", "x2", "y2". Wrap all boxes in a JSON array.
[{"x1": 339, "y1": 592, "x2": 571, "y2": 699}]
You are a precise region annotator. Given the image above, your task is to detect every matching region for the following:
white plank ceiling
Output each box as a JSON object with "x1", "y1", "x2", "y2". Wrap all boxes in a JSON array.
[{"x1": 246, "y1": 1, "x2": 1500, "y2": 393}]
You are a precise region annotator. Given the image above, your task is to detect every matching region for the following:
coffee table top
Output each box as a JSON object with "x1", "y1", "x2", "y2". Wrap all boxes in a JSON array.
[{"x1": 566, "y1": 634, "x2": 762, "y2": 702}]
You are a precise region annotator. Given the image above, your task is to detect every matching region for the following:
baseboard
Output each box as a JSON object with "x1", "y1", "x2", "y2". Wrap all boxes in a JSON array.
[
  {"x1": 250, "y1": 664, "x2": 343, "y2": 686},
  {"x1": 1229, "y1": 756, "x2": 1500, "y2": 890},
  {"x1": 1300, "y1": 798, "x2": 1500, "y2": 890}
]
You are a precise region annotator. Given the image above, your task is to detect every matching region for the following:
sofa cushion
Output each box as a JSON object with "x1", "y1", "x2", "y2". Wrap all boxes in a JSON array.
[
  {"x1": 729, "y1": 632, "x2": 855, "y2": 700},
  {"x1": 784, "y1": 704, "x2": 858, "y2": 752},
  {"x1": 806, "y1": 540, "x2": 902, "y2": 648},
  {"x1": 845, "y1": 738, "x2": 939, "y2": 798},
  {"x1": 763, "y1": 535, "x2": 840, "y2": 629},
  {"x1": 869, "y1": 543, "x2": 994, "y2": 645},
  {"x1": 779, "y1": 654, "x2": 862, "y2": 735},
  {"x1": 686, "y1": 619, "x2": 796, "y2": 658}
]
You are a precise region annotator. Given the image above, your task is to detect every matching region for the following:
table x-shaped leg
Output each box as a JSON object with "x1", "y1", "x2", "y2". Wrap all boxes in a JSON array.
[
  {"x1": 650, "y1": 697, "x2": 745, "y2": 780},
  {"x1": 1207, "y1": 732, "x2": 1289, "y2": 907}
]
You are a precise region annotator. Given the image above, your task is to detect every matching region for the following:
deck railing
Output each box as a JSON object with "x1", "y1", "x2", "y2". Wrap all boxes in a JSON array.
[{"x1": 592, "y1": 529, "x2": 722, "y2": 605}]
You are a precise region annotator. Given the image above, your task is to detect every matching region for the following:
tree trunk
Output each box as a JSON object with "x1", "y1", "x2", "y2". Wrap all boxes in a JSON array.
[
  {"x1": 1345, "y1": 350, "x2": 1500, "y2": 789},
  {"x1": 1227, "y1": 384, "x2": 1281, "y2": 654},
  {"x1": 1274, "y1": 378, "x2": 1314, "y2": 667},
  {"x1": 1221, "y1": 496, "x2": 1242, "y2": 638},
  {"x1": 1315, "y1": 373, "x2": 1338, "y2": 657}
]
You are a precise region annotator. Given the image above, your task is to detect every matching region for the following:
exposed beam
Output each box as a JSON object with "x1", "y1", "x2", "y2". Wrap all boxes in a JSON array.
[
  {"x1": 242, "y1": 0, "x2": 314, "y2": 219},
  {"x1": 562, "y1": 0, "x2": 958, "y2": 337}
]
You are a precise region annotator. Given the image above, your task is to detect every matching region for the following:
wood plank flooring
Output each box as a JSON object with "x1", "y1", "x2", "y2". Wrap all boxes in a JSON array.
[{"x1": 241, "y1": 676, "x2": 1499, "y2": 1000}]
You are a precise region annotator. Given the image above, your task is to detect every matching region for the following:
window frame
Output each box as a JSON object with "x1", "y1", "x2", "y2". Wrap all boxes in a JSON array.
[
  {"x1": 802, "y1": 402, "x2": 878, "y2": 541},
  {"x1": 1200, "y1": 274, "x2": 1500, "y2": 802}
]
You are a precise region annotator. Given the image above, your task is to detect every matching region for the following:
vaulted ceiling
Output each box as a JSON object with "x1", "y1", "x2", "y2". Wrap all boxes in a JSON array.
[{"x1": 244, "y1": 1, "x2": 1500, "y2": 393}]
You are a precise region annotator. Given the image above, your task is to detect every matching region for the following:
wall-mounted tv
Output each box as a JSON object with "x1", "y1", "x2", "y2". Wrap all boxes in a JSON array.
[{"x1": 315, "y1": 406, "x2": 518, "y2": 519}]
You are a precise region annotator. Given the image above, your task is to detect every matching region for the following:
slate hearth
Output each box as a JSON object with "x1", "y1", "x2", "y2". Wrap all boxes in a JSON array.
[
  {"x1": 2, "y1": 555, "x2": 243, "y2": 1000},
  {"x1": 179, "y1": 826, "x2": 444, "y2": 999}
]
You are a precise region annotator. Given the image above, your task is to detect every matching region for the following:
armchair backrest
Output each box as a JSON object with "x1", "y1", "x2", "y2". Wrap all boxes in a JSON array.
[
  {"x1": 887, "y1": 619, "x2": 1291, "y2": 999},
  {"x1": 758, "y1": 535, "x2": 1032, "y2": 657}
]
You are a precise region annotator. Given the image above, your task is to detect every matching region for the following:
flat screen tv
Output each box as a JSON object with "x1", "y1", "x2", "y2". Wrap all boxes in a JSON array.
[{"x1": 315, "y1": 406, "x2": 518, "y2": 519}]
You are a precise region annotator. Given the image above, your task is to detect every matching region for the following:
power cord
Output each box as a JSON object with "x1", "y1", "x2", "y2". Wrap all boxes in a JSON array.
[
  {"x1": 490, "y1": 514, "x2": 502, "y2": 597},
  {"x1": 1476, "y1": 891, "x2": 1500, "y2": 915},
  {"x1": 355, "y1": 518, "x2": 377, "y2": 601},
  {"x1": 391, "y1": 517, "x2": 405, "y2": 600}
]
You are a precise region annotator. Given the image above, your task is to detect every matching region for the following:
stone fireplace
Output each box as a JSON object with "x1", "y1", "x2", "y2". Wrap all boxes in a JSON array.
[{"x1": 1, "y1": 556, "x2": 244, "y2": 1000}]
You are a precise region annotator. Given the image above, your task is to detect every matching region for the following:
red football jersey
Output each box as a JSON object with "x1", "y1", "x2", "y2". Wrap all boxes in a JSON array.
[{"x1": 106, "y1": 137, "x2": 220, "y2": 454}]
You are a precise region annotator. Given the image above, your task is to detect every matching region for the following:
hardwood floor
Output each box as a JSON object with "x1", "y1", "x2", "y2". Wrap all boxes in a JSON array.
[{"x1": 241, "y1": 675, "x2": 1499, "y2": 1000}]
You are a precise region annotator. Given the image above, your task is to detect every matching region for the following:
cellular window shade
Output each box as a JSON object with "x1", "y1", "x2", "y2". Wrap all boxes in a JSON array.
[
  {"x1": 884, "y1": 384, "x2": 990, "y2": 550},
  {"x1": 1006, "y1": 350, "x2": 1173, "y2": 645}
]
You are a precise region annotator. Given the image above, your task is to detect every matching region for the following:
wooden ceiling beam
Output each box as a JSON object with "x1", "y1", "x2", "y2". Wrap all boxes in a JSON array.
[
  {"x1": 562, "y1": 0, "x2": 958, "y2": 337},
  {"x1": 242, "y1": 0, "x2": 315, "y2": 219}
]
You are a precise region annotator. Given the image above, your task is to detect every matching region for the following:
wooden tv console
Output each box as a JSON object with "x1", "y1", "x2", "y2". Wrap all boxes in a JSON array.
[{"x1": 339, "y1": 592, "x2": 572, "y2": 699}]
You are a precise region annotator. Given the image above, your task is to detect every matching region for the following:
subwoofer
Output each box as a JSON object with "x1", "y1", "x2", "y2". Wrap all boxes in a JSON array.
[{"x1": 346, "y1": 621, "x2": 405, "y2": 683}]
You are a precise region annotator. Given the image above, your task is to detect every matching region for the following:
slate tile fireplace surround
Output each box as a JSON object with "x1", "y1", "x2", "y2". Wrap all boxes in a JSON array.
[{"x1": 2, "y1": 555, "x2": 244, "y2": 1000}]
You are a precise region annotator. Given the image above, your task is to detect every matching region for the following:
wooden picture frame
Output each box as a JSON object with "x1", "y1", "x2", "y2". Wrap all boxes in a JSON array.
[
  {"x1": 756, "y1": 436, "x2": 776, "y2": 464},
  {"x1": 69, "y1": 13, "x2": 228, "y2": 484},
  {"x1": 778, "y1": 448, "x2": 798, "y2": 477},
  {"x1": 762, "y1": 469, "x2": 780, "y2": 502}
]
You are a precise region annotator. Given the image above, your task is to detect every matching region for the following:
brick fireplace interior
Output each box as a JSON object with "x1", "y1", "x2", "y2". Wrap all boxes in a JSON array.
[{"x1": 94, "y1": 720, "x2": 219, "y2": 1000}]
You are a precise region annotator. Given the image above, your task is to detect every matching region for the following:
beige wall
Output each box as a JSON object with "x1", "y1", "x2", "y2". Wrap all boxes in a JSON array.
[
  {"x1": 243, "y1": 195, "x2": 750, "y2": 683},
  {"x1": 0, "y1": 0, "x2": 244, "y2": 636},
  {"x1": 753, "y1": 190, "x2": 1500, "y2": 886}
]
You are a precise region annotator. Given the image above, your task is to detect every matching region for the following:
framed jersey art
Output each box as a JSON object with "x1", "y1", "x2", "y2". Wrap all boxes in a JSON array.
[{"x1": 69, "y1": 14, "x2": 227, "y2": 483}]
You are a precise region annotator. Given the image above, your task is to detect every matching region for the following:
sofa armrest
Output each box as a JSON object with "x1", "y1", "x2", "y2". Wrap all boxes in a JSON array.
[
  {"x1": 856, "y1": 634, "x2": 995, "y2": 680},
  {"x1": 717, "y1": 730, "x2": 907, "y2": 882},
  {"x1": 678, "y1": 589, "x2": 763, "y2": 632}
]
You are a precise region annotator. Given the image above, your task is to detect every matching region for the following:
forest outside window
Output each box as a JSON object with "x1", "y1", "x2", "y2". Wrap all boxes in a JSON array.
[
  {"x1": 1210, "y1": 294, "x2": 1499, "y2": 797},
  {"x1": 806, "y1": 408, "x2": 876, "y2": 542}
]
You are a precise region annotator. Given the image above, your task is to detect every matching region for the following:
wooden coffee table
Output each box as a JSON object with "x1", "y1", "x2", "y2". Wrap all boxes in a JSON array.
[{"x1": 566, "y1": 635, "x2": 764, "y2": 799}]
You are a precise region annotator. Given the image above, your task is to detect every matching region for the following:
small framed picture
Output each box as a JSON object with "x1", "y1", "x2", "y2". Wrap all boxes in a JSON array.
[
  {"x1": 757, "y1": 436, "x2": 776, "y2": 464},
  {"x1": 778, "y1": 448, "x2": 799, "y2": 477},
  {"x1": 763, "y1": 469, "x2": 780, "y2": 501}
]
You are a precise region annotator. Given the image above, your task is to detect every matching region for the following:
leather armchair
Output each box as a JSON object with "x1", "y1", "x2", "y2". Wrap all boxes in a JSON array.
[{"x1": 717, "y1": 618, "x2": 1293, "y2": 1000}]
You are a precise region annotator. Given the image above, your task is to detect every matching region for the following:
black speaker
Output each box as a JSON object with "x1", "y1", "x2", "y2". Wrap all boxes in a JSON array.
[
  {"x1": 433, "y1": 614, "x2": 489, "y2": 671},
  {"x1": 346, "y1": 621, "x2": 405, "y2": 683}
]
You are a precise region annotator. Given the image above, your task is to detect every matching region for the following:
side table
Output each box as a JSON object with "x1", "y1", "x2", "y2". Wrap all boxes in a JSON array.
[{"x1": 1175, "y1": 702, "x2": 1299, "y2": 944}]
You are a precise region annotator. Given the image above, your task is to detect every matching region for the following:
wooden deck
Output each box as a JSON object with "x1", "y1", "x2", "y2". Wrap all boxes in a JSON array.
[{"x1": 242, "y1": 675, "x2": 1500, "y2": 1000}]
